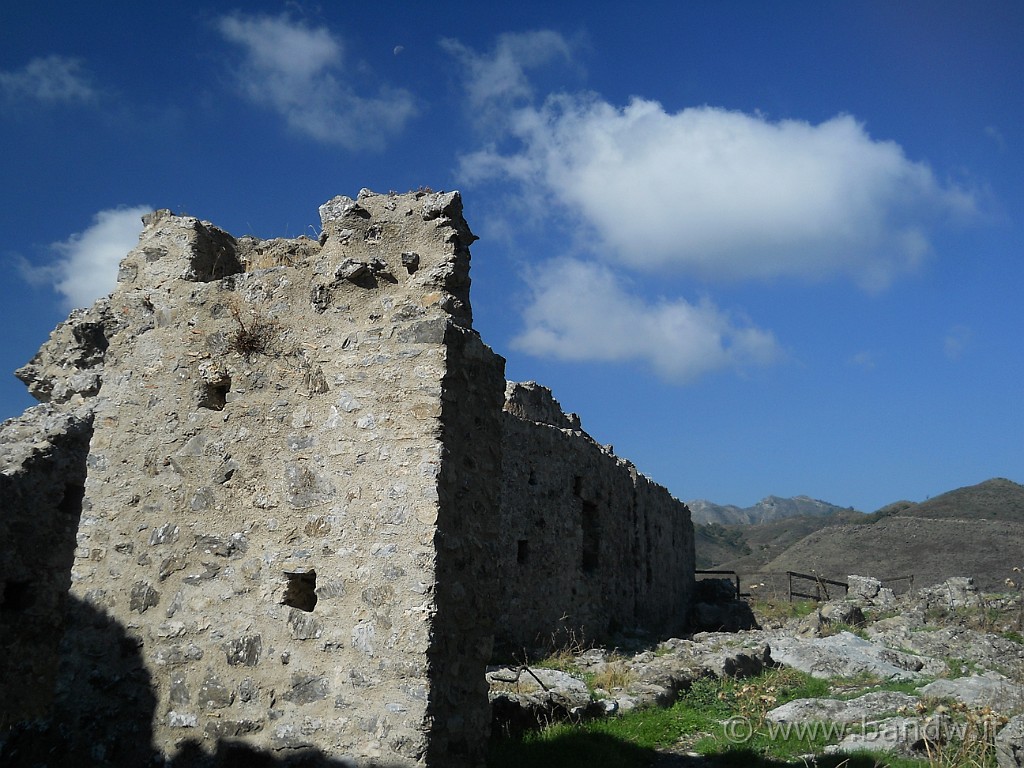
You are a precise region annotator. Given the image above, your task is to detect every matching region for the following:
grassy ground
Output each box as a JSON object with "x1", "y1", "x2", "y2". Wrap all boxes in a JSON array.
[
  {"x1": 488, "y1": 593, "x2": 1023, "y2": 767},
  {"x1": 487, "y1": 664, "x2": 1005, "y2": 768}
]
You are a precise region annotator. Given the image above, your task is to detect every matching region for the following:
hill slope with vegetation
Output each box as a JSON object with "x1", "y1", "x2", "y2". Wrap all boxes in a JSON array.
[{"x1": 694, "y1": 478, "x2": 1024, "y2": 591}]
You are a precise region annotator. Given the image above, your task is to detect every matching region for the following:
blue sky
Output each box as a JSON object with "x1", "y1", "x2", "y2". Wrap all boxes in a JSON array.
[{"x1": 2, "y1": 2, "x2": 1021, "y2": 512}]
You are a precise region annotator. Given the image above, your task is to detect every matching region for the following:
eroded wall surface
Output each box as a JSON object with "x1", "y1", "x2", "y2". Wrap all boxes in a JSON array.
[{"x1": 497, "y1": 382, "x2": 695, "y2": 654}]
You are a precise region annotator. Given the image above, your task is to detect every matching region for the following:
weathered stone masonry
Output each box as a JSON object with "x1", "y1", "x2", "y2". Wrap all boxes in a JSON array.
[
  {"x1": 498, "y1": 382, "x2": 694, "y2": 654},
  {"x1": 0, "y1": 189, "x2": 694, "y2": 766}
]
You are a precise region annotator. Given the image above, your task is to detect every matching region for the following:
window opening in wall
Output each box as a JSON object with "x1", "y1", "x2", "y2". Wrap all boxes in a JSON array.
[
  {"x1": 198, "y1": 377, "x2": 231, "y2": 410},
  {"x1": 517, "y1": 539, "x2": 529, "y2": 564},
  {"x1": 1, "y1": 580, "x2": 33, "y2": 613},
  {"x1": 581, "y1": 501, "x2": 599, "y2": 572},
  {"x1": 401, "y1": 251, "x2": 420, "y2": 274},
  {"x1": 572, "y1": 475, "x2": 583, "y2": 497},
  {"x1": 282, "y1": 570, "x2": 317, "y2": 612}
]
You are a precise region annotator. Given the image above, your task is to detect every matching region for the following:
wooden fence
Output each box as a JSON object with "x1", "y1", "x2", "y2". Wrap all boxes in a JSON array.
[{"x1": 694, "y1": 570, "x2": 916, "y2": 602}]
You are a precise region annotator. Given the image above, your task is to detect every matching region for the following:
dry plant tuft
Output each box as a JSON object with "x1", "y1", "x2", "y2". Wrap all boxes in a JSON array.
[
  {"x1": 227, "y1": 298, "x2": 278, "y2": 360},
  {"x1": 587, "y1": 659, "x2": 634, "y2": 692}
]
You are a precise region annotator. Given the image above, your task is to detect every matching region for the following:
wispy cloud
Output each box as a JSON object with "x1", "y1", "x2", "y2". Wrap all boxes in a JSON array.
[
  {"x1": 513, "y1": 259, "x2": 780, "y2": 381},
  {"x1": 984, "y1": 125, "x2": 1006, "y2": 151},
  {"x1": 0, "y1": 55, "x2": 96, "y2": 105},
  {"x1": 216, "y1": 12, "x2": 415, "y2": 150},
  {"x1": 849, "y1": 351, "x2": 876, "y2": 371},
  {"x1": 441, "y1": 30, "x2": 575, "y2": 111},
  {"x1": 944, "y1": 324, "x2": 972, "y2": 360},
  {"x1": 21, "y1": 206, "x2": 150, "y2": 310}
]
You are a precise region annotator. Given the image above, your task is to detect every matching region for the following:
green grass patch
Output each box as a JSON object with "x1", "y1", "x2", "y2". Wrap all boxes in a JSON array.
[
  {"x1": 750, "y1": 598, "x2": 819, "y2": 625},
  {"x1": 1002, "y1": 630, "x2": 1024, "y2": 645},
  {"x1": 486, "y1": 667, "x2": 920, "y2": 767}
]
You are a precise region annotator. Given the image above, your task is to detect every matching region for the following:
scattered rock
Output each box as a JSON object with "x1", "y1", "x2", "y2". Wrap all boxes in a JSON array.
[
  {"x1": 769, "y1": 631, "x2": 931, "y2": 681},
  {"x1": 827, "y1": 715, "x2": 939, "y2": 757},
  {"x1": 486, "y1": 665, "x2": 596, "y2": 734},
  {"x1": 996, "y1": 713, "x2": 1024, "y2": 768},
  {"x1": 767, "y1": 690, "x2": 919, "y2": 725},
  {"x1": 918, "y1": 674, "x2": 1024, "y2": 711}
]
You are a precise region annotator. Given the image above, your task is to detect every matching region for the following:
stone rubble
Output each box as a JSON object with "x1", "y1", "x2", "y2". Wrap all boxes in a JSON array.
[{"x1": 487, "y1": 574, "x2": 1024, "y2": 764}]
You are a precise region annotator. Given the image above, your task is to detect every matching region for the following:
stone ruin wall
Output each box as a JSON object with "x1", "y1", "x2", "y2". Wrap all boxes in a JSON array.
[
  {"x1": 498, "y1": 382, "x2": 694, "y2": 654},
  {"x1": 0, "y1": 189, "x2": 694, "y2": 767}
]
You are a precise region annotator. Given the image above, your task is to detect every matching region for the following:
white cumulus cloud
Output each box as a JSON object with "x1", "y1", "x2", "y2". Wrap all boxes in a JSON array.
[
  {"x1": 217, "y1": 12, "x2": 415, "y2": 150},
  {"x1": 23, "y1": 206, "x2": 150, "y2": 310},
  {"x1": 513, "y1": 259, "x2": 780, "y2": 381},
  {"x1": 447, "y1": 30, "x2": 978, "y2": 383},
  {"x1": 0, "y1": 55, "x2": 96, "y2": 104},
  {"x1": 463, "y1": 94, "x2": 976, "y2": 291}
]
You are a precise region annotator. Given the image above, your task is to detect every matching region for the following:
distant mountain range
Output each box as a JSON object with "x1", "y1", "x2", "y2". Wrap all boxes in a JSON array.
[
  {"x1": 687, "y1": 495, "x2": 855, "y2": 526},
  {"x1": 693, "y1": 478, "x2": 1024, "y2": 592}
]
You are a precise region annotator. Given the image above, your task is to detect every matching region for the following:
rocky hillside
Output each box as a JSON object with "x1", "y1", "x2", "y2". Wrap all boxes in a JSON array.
[
  {"x1": 696, "y1": 478, "x2": 1024, "y2": 592},
  {"x1": 868, "y1": 477, "x2": 1024, "y2": 523},
  {"x1": 762, "y1": 515, "x2": 1024, "y2": 592}
]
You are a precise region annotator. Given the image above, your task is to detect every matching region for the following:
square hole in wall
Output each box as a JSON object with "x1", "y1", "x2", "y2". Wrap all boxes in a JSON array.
[
  {"x1": 282, "y1": 570, "x2": 317, "y2": 612},
  {"x1": 197, "y1": 378, "x2": 231, "y2": 410}
]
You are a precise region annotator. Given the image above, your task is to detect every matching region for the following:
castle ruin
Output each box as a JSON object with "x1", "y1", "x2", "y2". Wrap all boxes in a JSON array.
[{"x1": 0, "y1": 189, "x2": 694, "y2": 766}]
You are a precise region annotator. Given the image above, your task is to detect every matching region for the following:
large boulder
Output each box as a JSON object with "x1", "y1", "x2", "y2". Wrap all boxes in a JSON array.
[
  {"x1": 770, "y1": 631, "x2": 936, "y2": 681},
  {"x1": 767, "y1": 690, "x2": 918, "y2": 725},
  {"x1": 918, "y1": 674, "x2": 1024, "y2": 712},
  {"x1": 918, "y1": 576, "x2": 983, "y2": 610},
  {"x1": 846, "y1": 575, "x2": 896, "y2": 608}
]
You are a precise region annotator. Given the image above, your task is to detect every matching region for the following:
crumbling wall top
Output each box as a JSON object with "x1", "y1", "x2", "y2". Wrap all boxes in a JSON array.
[{"x1": 503, "y1": 381, "x2": 582, "y2": 431}]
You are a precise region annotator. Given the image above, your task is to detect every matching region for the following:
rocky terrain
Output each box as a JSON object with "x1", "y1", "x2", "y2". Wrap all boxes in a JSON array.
[{"x1": 487, "y1": 575, "x2": 1024, "y2": 766}]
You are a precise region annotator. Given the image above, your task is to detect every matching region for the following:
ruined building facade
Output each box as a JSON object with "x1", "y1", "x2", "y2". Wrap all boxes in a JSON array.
[{"x1": 0, "y1": 190, "x2": 694, "y2": 766}]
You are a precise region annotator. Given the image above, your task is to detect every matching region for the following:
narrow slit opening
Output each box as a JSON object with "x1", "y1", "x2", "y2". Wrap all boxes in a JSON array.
[{"x1": 517, "y1": 540, "x2": 529, "y2": 565}]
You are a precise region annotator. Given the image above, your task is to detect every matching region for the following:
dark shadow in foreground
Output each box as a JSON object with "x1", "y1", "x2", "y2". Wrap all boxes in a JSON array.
[
  {"x1": 488, "y1": 731, "x2": 902, "y2": 768},
  {"x1": 0, "y1": 595, "x2": 400, "y2": 768}
]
